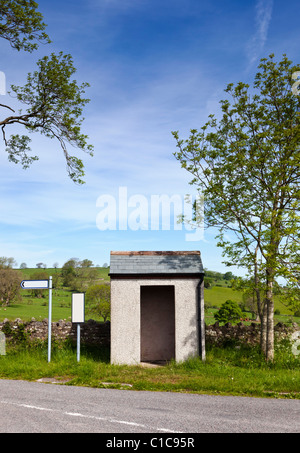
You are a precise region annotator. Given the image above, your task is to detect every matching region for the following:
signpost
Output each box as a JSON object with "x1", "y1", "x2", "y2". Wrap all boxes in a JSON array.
[
  {"x1": 20, "y1": 278, "x2": 52, "y2": 362},
  {"x1": 48, "y1": 277, "x2": 52, "y2": 363},
  {"x1": 20, "y1": 280, "x2": 49, "y2": 289},
  {"x1": 72, "y1": 293, "x2": 85, "y2": 362}
]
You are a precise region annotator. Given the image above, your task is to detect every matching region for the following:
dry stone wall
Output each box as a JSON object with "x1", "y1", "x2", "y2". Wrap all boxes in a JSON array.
[
  {"x1": 0, "y1": 318, "x2": 298, "y2": 348},
  {"x1": 205, "y1": 321, "x2": 299, "y2": 346},
  {"x1": 0, "y1": 318, "x2": 110, "y2": 347}
]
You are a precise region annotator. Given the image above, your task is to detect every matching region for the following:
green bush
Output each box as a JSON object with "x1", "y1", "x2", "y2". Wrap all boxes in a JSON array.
[
  {"x1": 214, "y1": 300, "x2": 243, "y2": 325},
  {"x1": 86, "y1": 283, "x2": 111, "y2": 322}
]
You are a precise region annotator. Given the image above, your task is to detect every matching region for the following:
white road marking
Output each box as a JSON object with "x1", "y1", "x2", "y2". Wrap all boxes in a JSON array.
[
  {"x1": 0, "y1": 400, "x2": 181, "y2": 433},
  {"x1": 19, "y1": 404, "x2": 54, "y2": 412},
  {"x1": 157, "y1": 427, "x2": 184, "y2": 433}
]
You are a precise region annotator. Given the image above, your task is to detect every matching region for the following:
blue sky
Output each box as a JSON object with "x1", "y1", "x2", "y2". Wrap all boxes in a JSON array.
[{"x1": 0, "y1": 0, "x2": 299, "y2": 272}]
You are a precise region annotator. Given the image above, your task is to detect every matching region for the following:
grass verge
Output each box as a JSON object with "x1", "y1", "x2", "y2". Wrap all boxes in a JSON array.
[{"x1": 0, "y1": 341, "x2": 299, "y2": 399}]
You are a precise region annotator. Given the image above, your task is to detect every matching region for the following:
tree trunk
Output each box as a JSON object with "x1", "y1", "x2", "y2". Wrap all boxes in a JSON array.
[
  {"x1": 260, "y1": 301, "x2": 267, "y2": 356},
  {"x1": 265, "y1": 268, "x2": 274, "y2": 361}
]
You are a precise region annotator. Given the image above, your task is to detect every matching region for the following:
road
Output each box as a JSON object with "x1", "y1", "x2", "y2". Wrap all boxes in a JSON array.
[{"x1": 0, "y1": 379, "x2": 299, "y2": 434}]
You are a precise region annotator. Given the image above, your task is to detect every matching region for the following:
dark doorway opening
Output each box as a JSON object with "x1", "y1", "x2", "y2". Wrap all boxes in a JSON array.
[{"x1": 140, "y1": 285, "x2": 175, "y2": 363}]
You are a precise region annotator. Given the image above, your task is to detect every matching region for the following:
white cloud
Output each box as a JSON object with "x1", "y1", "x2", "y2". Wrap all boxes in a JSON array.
[{"x1": 246, "y1": 0, "x2": 273, "y2": 67}]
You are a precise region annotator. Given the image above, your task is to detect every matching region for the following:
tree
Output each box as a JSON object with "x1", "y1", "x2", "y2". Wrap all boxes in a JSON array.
[
  {"x1": 0, "y1": 256, "x2": 21, "y2": 305},
  {"x1": 61, "y1": 258, "x2": 98, "y2": 291},
  {"x1": 214, "y1": 300, "x2": 243, "y2": 325},
  {"x1": 173, "y1": 54, "x2": 300, "y2": 361},
  {"x1": 0, "y1": 1, "x2": 93, "y2": 184},
  {"x1": 223, "y1": 271, "x2": 234, "y2": 281},
  {"x1": 0, "y1": 257, "x2": 17, "y2": 268},
  {"x1": 86, "y1": 284, "x2": 111, "y2": 322},
  {"x1": 80, "y1": 259, "x2": 93, "y2": 268},
  {"x1": 61, "y1": 258, "x2": 78, "y2": 288},
  {"x1": 0, "y1": 268, "x2": 22, "y2": 306},
  {"x1": 0, "y1": 0, "x2": 51, "y2": 53},
  {"x1": 232, "y1": 276, "x2": 262, "y2": 321}
]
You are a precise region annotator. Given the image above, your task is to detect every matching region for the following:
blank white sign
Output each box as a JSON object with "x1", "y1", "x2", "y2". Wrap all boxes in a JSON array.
[{"x1": 72, "y1": 293, "x2": 85, "y2": 323}]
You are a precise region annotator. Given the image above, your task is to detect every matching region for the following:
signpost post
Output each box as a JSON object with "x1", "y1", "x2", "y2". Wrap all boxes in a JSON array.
[
  {"x1": 20, "y1": 278, "x2": 52, "y2": 362},
  {"x1": 72, "y1": 293, "x2": 85, "y2": 362},
  {"x1": 48, "y1": 277, "x2": 52, "y2": 363}
]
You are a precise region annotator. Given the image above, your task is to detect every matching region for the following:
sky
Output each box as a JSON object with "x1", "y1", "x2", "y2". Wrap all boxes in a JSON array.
[{"x1": 0, "y1": 0, "x2": 299, "y2": 272}]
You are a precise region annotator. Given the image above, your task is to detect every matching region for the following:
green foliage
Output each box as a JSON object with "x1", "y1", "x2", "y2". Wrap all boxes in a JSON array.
[
  {"x1": 61, "y1": 258, "x2": 98, "y2": 291},
  {"x1": 173, "y1": 54, "x2": 300, "y2": 359},
  {"x1": 7, "y1": 52, "x2": 93, "y2": 183},
  {"x1": 214, "y1": 300, "x2": 243, "y2": 325},
  {"x1": 86, "y1": 284, "x2": 111, "y2": 322},
  {"x1": 0, "y1": 2, "x2": 93, "y2": 183},
  {"x1": 173, "y1": 54, "x2": 300, "y2": 283},
  {"x1": 0, "y1": 0, "x2": 51, "y2": 52},
  {"x1": 0, "y1": 268, "x2": 22, "y2": 306},
  {"x1": 204, "y1": 277, "x2": 212, "y2": 288}
]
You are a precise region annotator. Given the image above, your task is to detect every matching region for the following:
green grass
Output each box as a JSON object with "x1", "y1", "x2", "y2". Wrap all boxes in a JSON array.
[
  {"x1": 0, "y1": 267, "x2": 110, "y2": 322},
  {"x1": 0, "y1": 342, "x2": 299, "y2": 398},
  {"x1": 1, "y1": 268, "x2": 299, "y2": 325},
  {"x1": 1, "y1": 266, "x2": 299, "y2": 399},
  {"x1": 204, "y1": 286, "x2": 300, "y2": 325}
]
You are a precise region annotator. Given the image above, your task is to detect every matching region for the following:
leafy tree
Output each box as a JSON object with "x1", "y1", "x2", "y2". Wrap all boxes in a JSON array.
[
  {"x1": 0, "y1": 0, "x2": 51, "y2": 52},
  {"x1": 0, "y1": 268, "x2": 22, "y2": 306},
  {"x1": 232, "y1": 277, "x2": 261, "y2": 321},
  {"x1": 0, "y1": 256, "x2": 17, "y2": 268},
  {"x1": 204, "y1": 277, "x2": 212, "y2": 288},
  {"x1": 80, "y1": 259, "x2": 93, "y2": 268},
  {"x1": 0, "y1": 0, "x2": 93, "y2": 184},
  {"x1": 86, "y1": 284, "x2": 111, "y2": 322},
  {"x1": 61, "y1": 258, "x2": 98, "y2": 291},
  {"x1": 214, "y1": 300, "x2": 243, "y2": 325},
  {"x1": 61, "y1": 258, "x2": 78, "y2": 288},
  {"x1": 173, "y1": 54, "x2": 300, "y2": 360},
  {"x1": 223, "y1": 271, "x2": 234, "y2": 281}
]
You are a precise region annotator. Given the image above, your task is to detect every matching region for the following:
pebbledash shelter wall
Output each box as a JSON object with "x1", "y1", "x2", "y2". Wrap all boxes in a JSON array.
[{"x1": 109, "y1": 251, "x2": 205, "y2": 365}]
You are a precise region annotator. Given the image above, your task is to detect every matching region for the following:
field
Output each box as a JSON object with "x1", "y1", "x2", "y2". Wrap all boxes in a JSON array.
[
  {"x1": 0, "y1": 267, "x2": 299, "y2": 325},
  {"x1": 204, "y1": 286, "x2": 300, "y2": 325},
  {"x1": 0, "y1": 267, "x2": 109, "y2": 323}
]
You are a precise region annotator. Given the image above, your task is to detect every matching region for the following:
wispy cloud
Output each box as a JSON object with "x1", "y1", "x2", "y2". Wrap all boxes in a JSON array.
[{"x1": 246, "y1": 0, "x2": 273, "y2": 67}]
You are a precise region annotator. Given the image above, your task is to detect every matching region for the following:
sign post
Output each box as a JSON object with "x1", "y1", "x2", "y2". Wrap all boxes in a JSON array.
[
  {"x1": 20, "y1": 278, "x2": 52, "y2": 362},
  {"x1": 48, "y1": 276, "x2": 52, "y2": 363},
  {"x1": 72, "y1": 293, "x2": 85, "y2": 362},
  {"x1": 20, "y1": 280, "x2": 49, "y2": 289}
]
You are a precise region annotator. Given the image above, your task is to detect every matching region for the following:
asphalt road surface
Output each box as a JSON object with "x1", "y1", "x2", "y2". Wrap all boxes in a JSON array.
[{"x1": 0, "y1": 379, "x2": 299, "y2": 434}]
